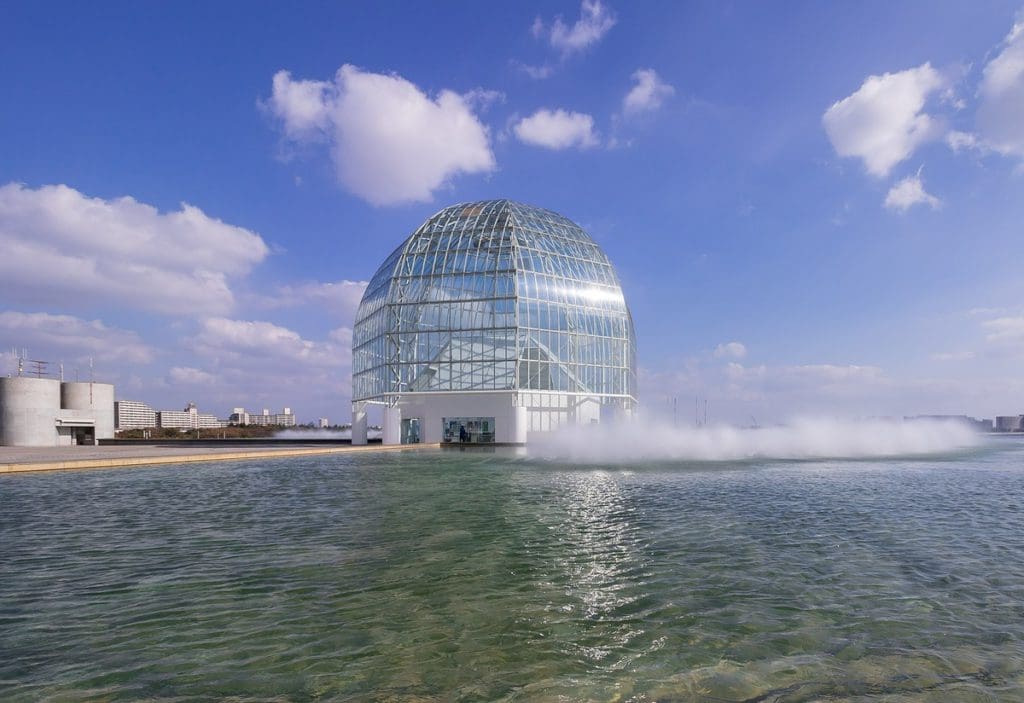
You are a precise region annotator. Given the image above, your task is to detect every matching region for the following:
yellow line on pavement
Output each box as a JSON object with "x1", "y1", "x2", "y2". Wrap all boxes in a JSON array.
[{"x1": 0, "y1": 443, "x2": 441, "y2": 474}]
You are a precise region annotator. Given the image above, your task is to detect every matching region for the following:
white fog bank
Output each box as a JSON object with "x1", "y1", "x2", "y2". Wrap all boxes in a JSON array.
[{"x1": 530, "y1": 418, "x2": 980, "y2": 462}]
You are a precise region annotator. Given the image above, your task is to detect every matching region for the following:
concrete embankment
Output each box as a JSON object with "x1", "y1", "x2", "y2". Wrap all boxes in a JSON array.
[{"x1": 0, "y1": 442, "x2": 440, "y2": 474}]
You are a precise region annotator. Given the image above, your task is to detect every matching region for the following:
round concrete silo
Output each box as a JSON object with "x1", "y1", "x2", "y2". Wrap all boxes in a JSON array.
[
  {"x1": 61, "y1": 382, "x2": 115, "y2": 440},
  {"x1": 0, "y1": 377, "x2": 61, "y2": 446}
]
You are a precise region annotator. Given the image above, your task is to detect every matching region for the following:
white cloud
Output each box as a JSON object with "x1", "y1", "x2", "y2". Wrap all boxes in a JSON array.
[
  {"x1": 168, "y1": 366, "x2": 217, "y2": 386},
  {"x1": 534, "y1": 0, "x2": 616, "y2": 55},
  {"x1": 515, "y1": 62, "x2": 555, "y2": 80},
  {"x1": 884, "y1": 170, "x2": 942, "y2": 212},
  {"x1": 823, "y1": 63, "x2": 948, "y2": 177},
  {"x1": 267, "y1": 66, "x2": 495, "y2": 205},
  {"x1": 0, "y1": 183, "x2": 268, "y2": 315},
  {"x1": 969, "y1": 306, "x2": 1007, "y2": 318},
  {"x1": 977, "y1": 17, "x2": 1024, "y2": 159},
  {"x1": 945, "y1": 130, "x2": 982, "y2": 153},
  {"x1": 531, "y1": 16, "x2": 545, "y2": 39},
  {"x1": 0, "y1": 311, "x2": 153, "y2": 365},
  {"x1": 462, "y1": 89, "x2": 505, "y2": 110},
  {"x1": 643, "y1": 353, "x2": 1024, "y2": 423},
  {"x1": 983, "y1": 316, "x2": 1024, "y2": 343},
  {"x1": 183, "y1": 317, "x2": 354, "y2": 416},
  {"x1": 191, "y1": 317, "x2": 351, "y2": 368},
  {"x1": 514, "y1": 109, "x2": 599, "y2": 150},
  {"x1": 641, "y1": 359, "x2": 898, "y2": 423},
  {"x1": 931, "y1": 351, "x2": 975, "y2": 362},
  {"x1": 730, "y1": 362, "x2": 885, "y2": 387},
  {"x1": 255, "y1": 279, "x2": 368, "y2": 320},
  {"x1": 623, "y1": 69, "x2": 675, "y2": 116},
  {"x1": 269, "y1": 70, "x2": 330, "y2": 139},
  {"x1": 713, "y1": 341, "x2": 747, "y2": 359}
]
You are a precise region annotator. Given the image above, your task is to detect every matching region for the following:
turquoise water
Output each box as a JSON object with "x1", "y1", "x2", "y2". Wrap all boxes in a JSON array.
[{"x1": 3, "y1": 439, "x2": 1024, "y2": 701}]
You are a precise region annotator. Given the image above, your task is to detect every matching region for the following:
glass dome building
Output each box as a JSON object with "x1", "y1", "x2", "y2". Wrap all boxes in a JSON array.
[{"x1": 351, "y1": 199, "x2": 636, "y2": 444}]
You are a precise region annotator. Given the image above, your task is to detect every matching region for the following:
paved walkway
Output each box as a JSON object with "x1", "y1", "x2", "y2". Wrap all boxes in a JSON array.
[{"x1": 0, "y1": 443, "x2": 439, "y2": 474}]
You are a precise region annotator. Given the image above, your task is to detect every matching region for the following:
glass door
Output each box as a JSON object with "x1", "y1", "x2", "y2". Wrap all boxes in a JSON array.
[
  {"x1": 442, "y1": 417, "x2": 496, "y2": 443},
  {"x1": 400, "y1": 417, "x2": 421, "y2": 444}
]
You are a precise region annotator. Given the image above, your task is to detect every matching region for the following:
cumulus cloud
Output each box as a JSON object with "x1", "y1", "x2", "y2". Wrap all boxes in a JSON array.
[
  {"x1": 713, "y1": 341, "x2": 747, "y2": 359},
  {"x1": 267, "y1": 66, "x2": 495, "y2": 205},
  {"x1": 945, "y1": 130, "x2": 982, "y2": 153},
  {"x1": 884, "y1": 170, "x2": 942, "y2": 212},
  {"x1": 623, "y1": 69, "x2": 675, "y2": 116},
  {"x1": 182, "y1": 317, "x2": 355, "y2": 415},
  {"x1": 533, "y1": 0, "x2": 616, "y2": 55},
  {"x1": 514, "y1": 109, "x2": 599, "y2": 150},
  {"x1": 0, "y1": 183, "x2": 268, "y2": 315},
  {"x1": 168, "y1": 366, "x2": 217, "y2": 386},
  {"x1": 823, "y1": 63, "x2": 948, "y2": 177},
  {"x1": 269, "y1": 71, "x2": 330, "y2": 139},
  {"x1": 255, "y1": 279, "x2": 368, "y2": 320},
  {"x1": 0, "y1": 311, "x2": 153, "y2": 365},
  {"x1": 190, "y1": 317, "x2": 352, "y2": 368},
  {"x1": 977, "y1": 16, "x2": 1024, "y2": 159}
]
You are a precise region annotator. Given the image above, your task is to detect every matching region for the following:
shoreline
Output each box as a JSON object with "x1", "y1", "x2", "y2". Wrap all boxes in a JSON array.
[{"x1": 0, "y1": 442, "x2": 441, "y2": 474}]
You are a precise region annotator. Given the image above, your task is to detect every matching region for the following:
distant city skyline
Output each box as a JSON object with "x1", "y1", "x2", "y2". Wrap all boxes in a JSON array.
[{"x1": 2, "y1": 1, "x2": 1023, "y2": 423}]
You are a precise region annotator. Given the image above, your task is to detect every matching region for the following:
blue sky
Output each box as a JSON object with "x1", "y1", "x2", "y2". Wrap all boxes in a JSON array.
[{"x1": 2, "y1": 1, "x2": 1023, "y2": 424}]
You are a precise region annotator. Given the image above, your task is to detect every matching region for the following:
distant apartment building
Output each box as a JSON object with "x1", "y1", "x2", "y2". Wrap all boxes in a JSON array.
[
  {"x1": 228, "y1": 407, "x2": 296, "y2": 427},
  {"x1": 318, "y1": 417, "x2": 329, "y2": 428},
  {"x1": 115, "y1": 400, "x2": 157, "y2": 429},
  {"x1": 156, "y1": 402, "x2": 225, "y2": 429},
  {"x1": 995, "y1": 415, "x2": 1024, "y2": 432}
]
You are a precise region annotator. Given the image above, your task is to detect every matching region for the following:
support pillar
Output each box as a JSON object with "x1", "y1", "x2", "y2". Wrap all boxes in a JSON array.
[
  {"x1": 382, "y1": 405, "x2": 401, "y2": 445},
  {"x1": 351, "y1": 401, "x2": 367, "y2": 445},
  {"x1": 512, "y1": 405, "x2": 528, "y2": 444}
]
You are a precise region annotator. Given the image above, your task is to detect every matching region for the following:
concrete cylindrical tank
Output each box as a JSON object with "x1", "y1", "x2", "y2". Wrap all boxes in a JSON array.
[
  {"x1": 61, "y1": 382, "x2": 115, "y2": 440},
  {"x1": 0, "y1": 377, "x2": 61, "y2": 446}
]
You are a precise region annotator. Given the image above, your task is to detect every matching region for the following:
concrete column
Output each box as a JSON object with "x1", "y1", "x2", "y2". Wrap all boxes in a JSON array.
[
  {"x1": 382, "y1": 406, "x2": 401, "y2": 445},
  {"x1": 512, "y1": 405, "x2": 528, "y2": 444},
  {"x1": 351, "y1": 401, "x2": 367, "y2": 445}
]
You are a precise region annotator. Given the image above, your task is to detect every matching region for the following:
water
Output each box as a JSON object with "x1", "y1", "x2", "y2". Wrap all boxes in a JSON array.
[{"x1": 3, "y1": 438, "x2": 1024, "y2": 701}]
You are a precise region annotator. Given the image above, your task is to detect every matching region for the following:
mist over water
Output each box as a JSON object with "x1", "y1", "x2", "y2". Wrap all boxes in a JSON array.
[
  {"x1": 275, "y1": 429, "x2": 351, "y2": 439},
  {"x1": 274, "y1": 429, "x2": 382, "y2": 440},
  {"x1": 532, "y1": 418, "x2": 980, "y2": 462}
]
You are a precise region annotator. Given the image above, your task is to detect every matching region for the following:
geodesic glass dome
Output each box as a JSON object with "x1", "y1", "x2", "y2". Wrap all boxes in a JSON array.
[{"x1": 352, "y1": 199, "x2": 636, "y2": 407}]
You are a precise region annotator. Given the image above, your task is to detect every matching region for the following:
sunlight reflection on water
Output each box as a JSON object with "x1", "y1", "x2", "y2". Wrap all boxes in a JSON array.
[{"x1": 3, "y1": 438, "x2": 1024, "y2": 701}]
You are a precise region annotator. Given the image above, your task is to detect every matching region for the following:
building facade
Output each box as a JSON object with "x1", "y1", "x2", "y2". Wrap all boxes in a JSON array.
[
  {"x1": 156, "y1": 402, "x2": 224, "y2": 429},
  {"x1": 351, "y1": 199, "x2": 637, "y2": 445},
  {"x1": 115, "y1": 400, "x2": 157, "y2": 429},
  {"x1": 995, "y1": 415, "x2": 1024, "y2": 432},
  {"x1": 0, "y1": 376, "x2": 115, "y2": 446},
  {"x1": 228, "y1": 407, "x2": 296, "y2": 427}
]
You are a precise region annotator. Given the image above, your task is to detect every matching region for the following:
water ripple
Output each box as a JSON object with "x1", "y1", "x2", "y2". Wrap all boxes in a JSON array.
[{"x1": 3, "y1": 442, "x2": 1024, "y2": 700}]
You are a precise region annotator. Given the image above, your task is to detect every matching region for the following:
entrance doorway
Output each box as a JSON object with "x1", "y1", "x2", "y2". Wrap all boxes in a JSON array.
[
  {"x1": 401, "y1": 417, "x2": 421, "y2": 444},
  {"x1": 73, "y1": 428, "x2": 95, "y2": 446},
  {"x1": 442, "y1": 417, "x2": 495, "y2": 444}
]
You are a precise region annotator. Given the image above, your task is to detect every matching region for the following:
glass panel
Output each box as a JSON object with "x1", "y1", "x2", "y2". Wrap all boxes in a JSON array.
[{"x1": 352, "y1": 200, "x2": 637, "y2": 406}]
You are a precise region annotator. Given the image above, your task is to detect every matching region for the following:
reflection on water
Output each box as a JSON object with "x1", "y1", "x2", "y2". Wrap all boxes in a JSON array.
[{"x1": 3, "y1": 440, "x2": 1024, "y2": 701}]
